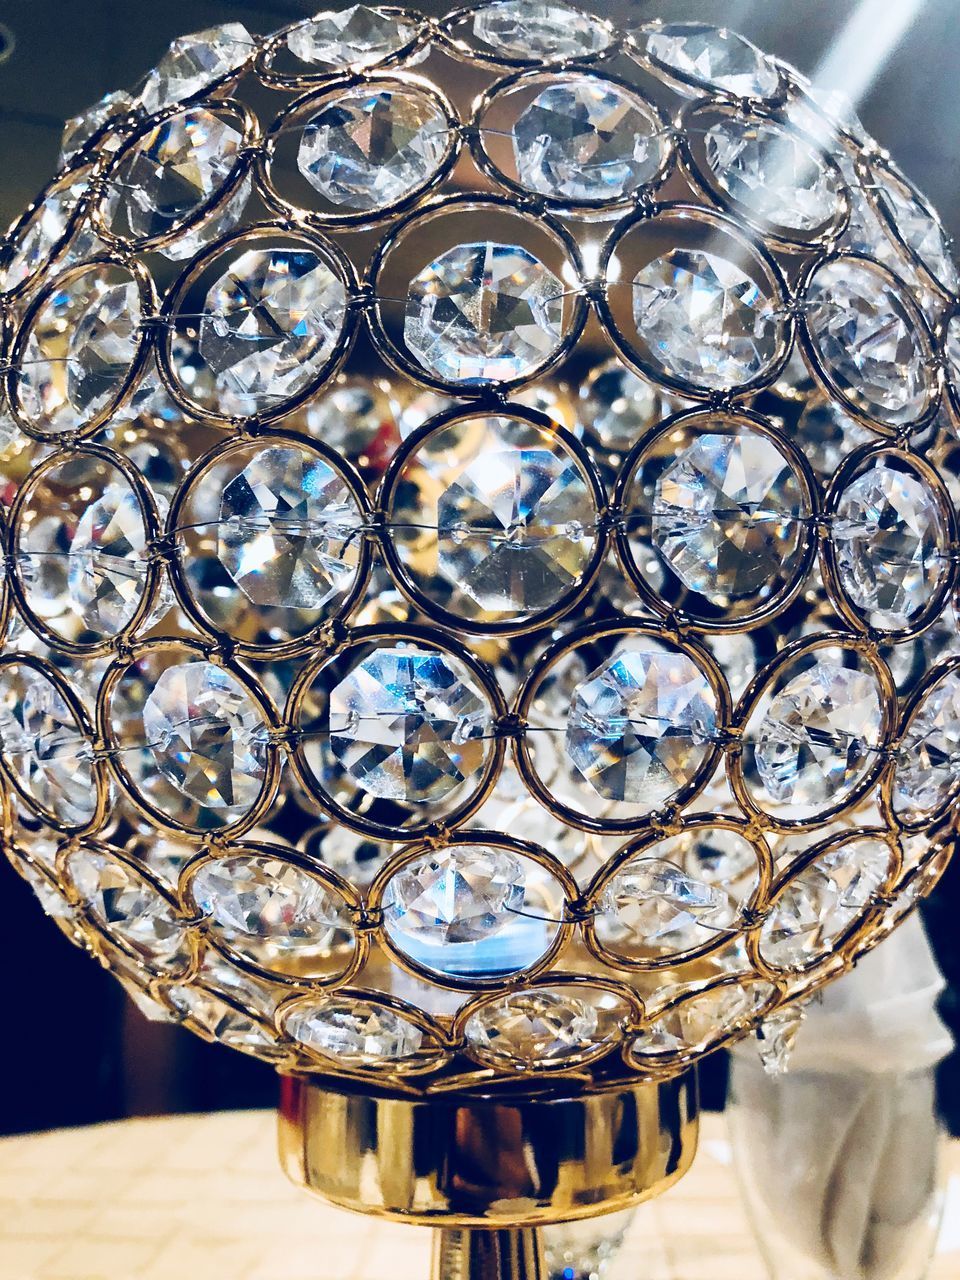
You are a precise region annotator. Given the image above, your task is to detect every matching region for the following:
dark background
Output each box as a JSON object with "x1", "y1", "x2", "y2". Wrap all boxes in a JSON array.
[{"x1": 0, "y1": 0, "x2": 958, "y2": 1134}]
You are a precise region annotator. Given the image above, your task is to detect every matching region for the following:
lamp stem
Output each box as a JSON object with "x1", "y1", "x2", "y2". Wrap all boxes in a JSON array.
[{"x1": 432, "y1": 1227, "x2": 546, "y2": 1280}]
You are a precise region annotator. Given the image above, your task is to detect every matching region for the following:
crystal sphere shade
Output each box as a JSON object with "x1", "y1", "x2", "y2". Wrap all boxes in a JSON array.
[{"x1": 1, "y1": 3, "x2": 957, "y2": 1083}]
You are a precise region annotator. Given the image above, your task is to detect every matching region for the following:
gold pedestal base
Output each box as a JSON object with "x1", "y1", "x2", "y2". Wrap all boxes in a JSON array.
[{"x1": 279, "y1": 1071, "x2": 698, "y2": 1280}]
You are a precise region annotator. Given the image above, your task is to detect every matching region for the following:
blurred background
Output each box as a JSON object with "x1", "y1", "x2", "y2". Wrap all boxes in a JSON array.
[{"x1": 0, "y1": 0, "x2": 957, "y2": 1135}]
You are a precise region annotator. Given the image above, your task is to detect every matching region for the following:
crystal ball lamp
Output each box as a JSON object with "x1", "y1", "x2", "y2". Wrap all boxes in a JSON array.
[{"x1": 1, "y1": 2, "x2": 958, "y2": 1248}]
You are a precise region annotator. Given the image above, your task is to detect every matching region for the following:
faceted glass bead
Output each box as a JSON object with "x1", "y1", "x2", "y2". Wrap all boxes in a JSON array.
[
  {"x1": 874, "y1": 170, "x2": 958, "y2": 293},
  {"x1": 760, "y1": 839, "x2": 893, "y2": 969},
  {"x1": 635, "y1": 22, "x2": 780, "y2": 99},
  {"x1": 167, "y1": 984, "x2": 285, "y2": 1059},
  {"x1": 303, "y1": 380, "x2": 402, "y2": 473},
  {"x1": 652, "y1": 428, "x2": 807, "y2": 602},
  {"x1": 0, "y1": 667, "x2": 95, "y2": 826},
  {"x1": 68, "y1": 849, "x2": 191, "y2": 972},
  {"x1": 632, "y1": 981, "x2": 774, "y2": 1056},
  {"x1": 579, "y1": 360, "x2": 664, "y2": 451},
  {"x1": 464, "y1": 987, "x2": 623, "y2": 1066},
  {"x1": 18, "y1": 271, "x2": 142, "y2": 434},
  {"x1": 512, "y1": 76, "x2": 663, "y2": 204},
  {"x1": 701, "y1": 117, "x2": 842, "y2": 234},
  {"x1": 140, "y1": 24, "x2": 254, "y2": 114},
  {"x1": 566, "y1": 647, "x2": 717, "y2": 808},
  {"x1": 832, "y1": 460, "x2": 947, "y2": 630},
  {"x1": 190, "y1": 854, "x2": 354, "y2": 974},
  {"x1": 104, "y1": 107, "x2": 245, "y2": 247},
  {"x1": 66, "y1": 479, "x2": 150, "y2": 635},
  {"x1": 1, "y1": 169, "x2": 91, "y2": 293},
  {"x1": 632, "y1": 248, "x2": 782, "y2": 392},
  {"x1": 803, "y1": 258, "x2": 932, "y2": 427},
  {"x1": 326, "y1": 647, "x2": 493, "y2": 803},
  {"x1": 217, "y1": 444, "x2": 364, "y2": 611},
  {"x1": 196, "y1": 247, "x2": 347, "y2": 415},
  {"x1": 404, "y1": 242, "x2": 567, "y2": 384},
  {"x1": 472, "y1": 1, "x2": 612, "y2": 61},
  {"x1": 286, "y1": 997, "x2": 426, "y2": 1065},
  {"x1": 61, "y1": 90, "x2": 137, "y2": 164},
  {"x1": 141, "y1": 661, "x2": 269, "y2": 821},
  {"x1": 286, "y1": 5, "x2": 419, "y2": 69},
  {"x1": 753, "y1": 659, "x2": 883, "y2": 809},
  {"x1": 598, "y1": 856, "x2": 741, "y2": 959},
  {"x1": 894, "y1": 669, "x2": 960, "y2": 820},
  {"x1": 299, "y1": 85, "x2": 449, "y2": 212}
]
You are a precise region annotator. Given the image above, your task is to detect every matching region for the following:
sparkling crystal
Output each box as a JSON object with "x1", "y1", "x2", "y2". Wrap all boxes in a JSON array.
[
  {"x1": 105, "y1": 107, "x2": 244, "y2": 243},
  {"x1": 327, "y1": 647, "x2": 492, "y2": 802},
  {"x1": 760, "y1": 840, "x2": 891, "y2": 969},
  {"x1": 68, "y1": 849, "x2": 190, "y2": 971},
  {"x1": 218, "y1": 445, "x2": 363, "y2": 610},
  {"x1": 755, "y1": 1003, "x2": 806, "y2": 1075},
  {"x1": 404, "y1": 242, "x2": 566, "y2": 384},
  {"x1": 0, "y1": 669, "x2": 95, "y2": 825},
  {"x1": 66, "y1": 480, "x2": 149, "y2": 634},
  {"x1": 140, "y1": 24, "x2": 254, "y2": 115},
  {"x1": 874, "y1": 170, "x2": 958, "y2": 292},
  {"x1": 832, "y1": 460, "x2": 946, "y2": 629},
  {"x1": 304, "y1": 380, "x2": 401, "y2": 473},
  {"x1": 1, "y1": 169, "x2": 92, "y2": 293},
  {"x1": 633, "y1": 981, "x2": 773, "y2": 1056},
  {"x1": 287, "y1": 5, "x2": 419, "y2": 69},
  {"x1": 286, "y1": 997, "x2": 425, "y2": 1064},
  {"x1": 196, "y1": 247, "x2": 347, "y2": 414},
  {"x1": 579, "y1": 360, "x2": 664, "y2": 451},
  {"x1": 167, "y1": 985, "x2": 285, "y2": 1058},
  {"x1": 141, "y1": 661, "x2": 269, "y2": 819},
  {"x1": 465, "y1": 988, "x2": 620, "y2": 1065},
  {"x1": 512, "y1": 76, "x2": 662, "y2": 203},
  {"x1": 894, "y1": 668, "x2": 960, "y2": 818},
  {"x1": 753, "y1": 660, "x2": 882, "y2": 808},
  {"x1": 472, "y1": 1, "x2": 611, "y2": 61},
  {"x1": 191, "y1": 854, "x2": 353, "y2": 970},
  {"x1": 599, "y1": 857, "x2": 735, "y2": 953},
  {"x1": 632, "y1": 249, "x2": 781, "y2": 391},
  {"x1": 566, "y1": 647, "x2": 717, "y2": 807},
  {"x1": 702, "y1": 117, "x2": 842, "y2": 233},
  {"x1": 61, "y1": 90, "x2": 137, "y2": 164},
  {"x1": 299, "y1": 85, "x2": 448, "y2": 211},
  {"x1": 636, "y1": 22, "x2": 780, "y2": 99},
  {"x1": 384, "y1": 845, "x2": 524, "y2": 945},
  {"x1": 652, "y1": 428, "x2": 806, "y2": 601},
  {"x1": 804, "y1": 258, "x2": 931, "y2": 427}
]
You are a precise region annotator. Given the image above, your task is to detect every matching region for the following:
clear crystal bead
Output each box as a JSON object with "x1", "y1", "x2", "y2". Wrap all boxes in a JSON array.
[
  {"x1": 598, "y1": 857, "x2": 736, "y2": 954},
  {"x1": 0, "y1": 668, "x2": 95, "y2": 825},
  {"x1": 874, "y1": 169, "x2": 958, "y2": 293},
  {"x1": 218, "y1": 444, "x2": 363, "y2": 610},
  {"x1": 286, "y1": 5, "x2": 419, "y2": 69},
  {"x1": 760, "y1": 839, "x2": 892, "y2": 969},
  {"x1": 61, "y1": 90, "x2": 137, "y2": 164},
  {"x1": 636, "y1": 22, "x2": 780, "y2": 99},
  {"x1": 141, "y1": 661, "x2": 269, "y2": 820},
  {"x1": 566, "y1": 647, "x2": 717, "y2": 807},
  {"x1": 464, "y1": 988, "x2": 620, "y2": 1065},
  {"x1": 327, "y1": 647, "x2": 493, "y2": 802},
  {"x1": 652, "y1": 428, "x2": 806, "y2": 601},
  {"x1": 1, "y1": 169, "x2": 92, "y2": 293},
  {"x1": 404, "y1": 242, "x2": 566, "y2": 384},
  {"x1": 832, "y1": 460, "x2": 946, "y2": 630},
  {"x1": 753, "y1": 660, "x2": 882, "y2": 808},
  {"x1": 632, "y1": 248, "x2": 781, "y2": 391},
  {"x1": 383, "y1": 845, "x2": 524, "y2": 945},
  {"x1": 299, "y1": 85, "x2": 448, "y2": 211},
  {"x1": 755, "y1": 1003, "x2": 806, "y2": 1075},
  {"x1": 804, "y1": 259, "x2": 931, "y2": 427},
  {"x1": 66, "y1": 479, "x2": 149, "y2": 634},
  {"x1": 894, "y1": 668, "x2": 960, "y2": 819},
  {"x1": 191, "y1": 853, "x2": 353, "y2": 972},
  {"x1": 579, "y1": 360, "x2": 664, "y2": 451},
  {"x1": 472, "y1": 1, "x2": 611, "y2": 61},
  {"x1": 285, "y1": 996, "x2": 425, "y2": 1065},
  {"x1": 104, "y1": 107, "x2": 244, "y2": 244},
  {"x1": 140, "y1": 24, "x2": 254, "y2": 115},
  {"x1": 167, "y1": 985, "x2": 285, "y2": 1058},
  {"x1": 702, "y1": 117, "x2": 842, "y2": 233},
  {"x1": 196, "y1": 247, "x2": 347, "y2": 415},
  {"x1": 303, "y1": 379, "x2": 401, "y2": 472},
  {"x1": 512, "y1": 76, "x2": 663, "y2": 204},
  {"x1": 633, "y1": 981, "x2": 774, "y2": 1056},
  {"x1": 68, "y1": 849, "x2": 191, "y2": 971}
]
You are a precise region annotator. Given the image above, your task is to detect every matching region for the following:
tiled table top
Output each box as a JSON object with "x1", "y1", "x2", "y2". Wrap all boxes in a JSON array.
[{"x1": 0, "y1": 1110, "x2": 956, "y2": 1280}]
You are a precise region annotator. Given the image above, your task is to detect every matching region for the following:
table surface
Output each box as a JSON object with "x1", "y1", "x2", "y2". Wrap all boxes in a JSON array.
[{"x1": 0, "y1": 1110, "x2": 956, "y2": 1280}]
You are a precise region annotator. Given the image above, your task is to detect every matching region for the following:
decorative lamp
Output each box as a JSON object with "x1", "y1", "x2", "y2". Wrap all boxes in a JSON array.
[{"x1": 1, "y1": 6, "x2": 958, "y2": 1278}]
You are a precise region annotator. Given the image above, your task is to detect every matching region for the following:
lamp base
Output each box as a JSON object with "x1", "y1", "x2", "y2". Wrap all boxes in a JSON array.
[{"x1": 279, "y1": 1070, "x2": 698, "y2": 1280}]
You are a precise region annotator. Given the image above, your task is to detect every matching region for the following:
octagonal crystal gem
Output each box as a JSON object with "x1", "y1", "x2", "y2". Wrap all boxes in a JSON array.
[
  {"x1": 652, "y1": 429, "x2": 806, "y2": 601},
  {"x1": 299, "y1": 85, "x2": 448, "y2": 211},
  {"x1": 894, "y1": 669, "x2": 960, "y2": 819},
  {"x1": 472, "y1": 1, "x2": 611, "y2": 60},
  {"x1": 404, "y1": 242, "x2": 566, "y2": 384},
  {"x1": 464, "y1": 989, "x2": 607, "y2": 1065},
  {"x1": 599, "y1": 857, "x2": 735, "y2": 951},
  {"x1": 632, "y1": 249, "x2": 780, "y2": 391},
  {"x1": 286, "y1": 997, "x2": 425, "y2": 1064},
  {"x1": 512, "y1": 76, "x2": 663, "y2": 204},
  {"x1": 1, "y1": 169, "x2": 90, "y2": 293},
  {"x1": 69, "y1": 850, "x2": 189, "y2": 971},
  {"x1": 875, "y1": 171, "x2": 958, "y2": 293},
  {"x1": 566, "y1": 647, "x2": 717, "y2": 807},
  {"x1": 0, "y1": 669, "x2": 95, "y2": 826},
  {"x1": 287, "y1": 5, "x2": 418, "y2": 68},
  {"x1": 197, "y1": 247, "x2": 346, "y2": 413},
  {"x1": 218, "y1": 445, "x2": 363, "y2": 610},
  {"x1": 636, "y1": 22, "x2": 780, "y2": 99},
  {"x1": 141, "y1": 661, "x2": 269, "y2": 817},
  {"x1": 383, "y1": 845, "x2": 525, "y2": 946},
  {"x1": 327, "y1": 647, "x2": 493, "y2": 803},
  {"x1": 633, "y1": 982, "x2": 773, "y2": 1056},
  {"x1": 61, "y1": 90, "x2": 137, "y2": 164},
  {"x1": 140, "y1": 24, "x2": 254, "y2": 114},
  {"x1": 67, "y1": 480, "x2": 149, "y2": 634},
  {"x1": 167, "y1": 985, "x2": 284, "y2": 1058}
]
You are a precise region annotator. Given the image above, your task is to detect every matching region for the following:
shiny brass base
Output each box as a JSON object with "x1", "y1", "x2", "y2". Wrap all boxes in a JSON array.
[{"x1": 278, "y1": 1071, "x2": 698, "y2": 1280}]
